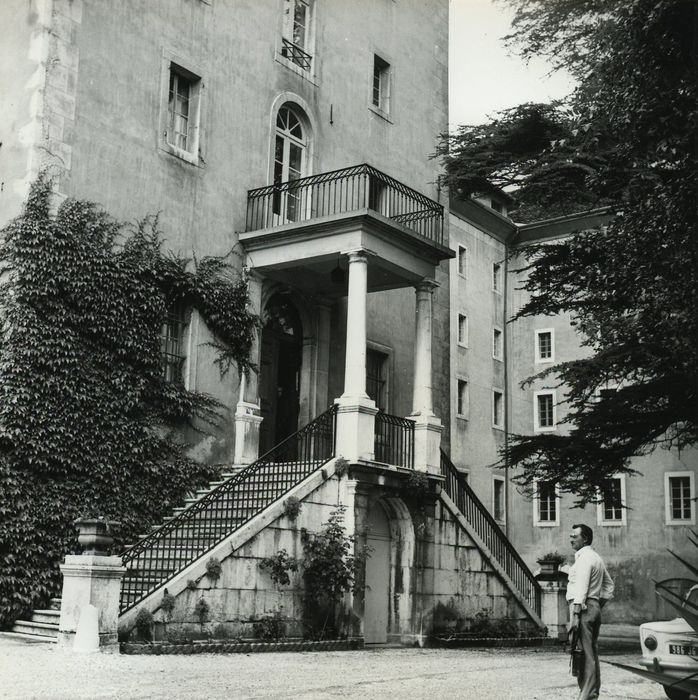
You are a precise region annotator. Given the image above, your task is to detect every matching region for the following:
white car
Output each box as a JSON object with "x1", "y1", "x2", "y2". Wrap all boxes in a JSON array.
[{"x1": 639, "y1": 584, "x2": 698, "y2": 700}]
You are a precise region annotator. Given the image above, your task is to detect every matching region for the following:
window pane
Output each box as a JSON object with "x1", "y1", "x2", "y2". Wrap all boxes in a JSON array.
[
  {"x1": 538, "y1": 332, "x2": 552, "y2": 359},
  {"x1": 538, "y1": 481, "x2": 557, "y2": 522},
  {"x1": 538, "y1": 394, "x2": 554, "y2": 427},
  {"x1": 602, "y1": 479, "x2": 623, "y2": 520},
  {"x1": 671, "y1": 476, "x2": 691, "y2": 520},
  {"x1": 366, "y1": 349, "x2": 388, "y2": 410}
]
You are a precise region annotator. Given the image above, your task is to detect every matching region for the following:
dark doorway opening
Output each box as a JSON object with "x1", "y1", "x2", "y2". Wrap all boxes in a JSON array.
[{"x1": 259, "y1": 294, "x2": 303, "y2": 455}]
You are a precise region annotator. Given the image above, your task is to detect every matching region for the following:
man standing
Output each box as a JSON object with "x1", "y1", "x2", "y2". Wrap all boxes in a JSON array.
[{"x1": 567, "y1": 523, "x2": 615, "y2": 700}]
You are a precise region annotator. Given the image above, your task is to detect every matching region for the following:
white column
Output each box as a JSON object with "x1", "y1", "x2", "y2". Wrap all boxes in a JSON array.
[
  {"x1": 412, "y1": 279, "x2": 438, "y2": 415},
  {"x1": 335, "y1": 250, "x2": 377, "y2": 462},
  {"x1": 342, "y1": 250, "x2": 369, "y2": 400},
  {"x1": 409, "y1": 278, "x2": 442, "y2": 474}
]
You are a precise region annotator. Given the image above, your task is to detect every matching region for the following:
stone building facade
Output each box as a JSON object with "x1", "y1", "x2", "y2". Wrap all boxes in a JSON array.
[{"x1": 448, "y1": 196, "x2": 698, "y2": 624}]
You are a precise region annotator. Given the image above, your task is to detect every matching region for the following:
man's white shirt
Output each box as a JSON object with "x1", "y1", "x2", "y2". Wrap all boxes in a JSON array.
[{"x1": 566, "y1": 545, "x2": 614, "y2": 606}]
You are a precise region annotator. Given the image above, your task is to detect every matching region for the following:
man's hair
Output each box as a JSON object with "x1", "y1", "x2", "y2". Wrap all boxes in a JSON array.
[{"x1": 573, "y1": 523, "x2": 593, "y2": 545}]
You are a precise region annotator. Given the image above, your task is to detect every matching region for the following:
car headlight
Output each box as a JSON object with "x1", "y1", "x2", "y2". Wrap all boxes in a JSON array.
[{"x1": 643, "y1": 635, "x2": 658, "y2": 651}]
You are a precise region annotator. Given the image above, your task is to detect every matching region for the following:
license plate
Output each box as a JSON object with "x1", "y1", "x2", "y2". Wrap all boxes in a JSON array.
[{"x1": 669, "y1": 644, "x2": 698, "y2": 655}]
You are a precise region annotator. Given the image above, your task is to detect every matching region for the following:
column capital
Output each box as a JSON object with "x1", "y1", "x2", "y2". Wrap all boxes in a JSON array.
[
  {"x1": 414, "y1": 278, "x2": 439, "y2": 294},
  {"x1": 342, "y1": 249, "x2": 369, "y2": 264}
]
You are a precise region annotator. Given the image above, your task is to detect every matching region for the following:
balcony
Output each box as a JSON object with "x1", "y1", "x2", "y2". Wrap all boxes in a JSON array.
[
  {"x1": 246, "y1": 163, "x2": 444, "y2": 246},
  {"x1": 241, "y1": 164, "x2": 452, "y2": 297}
]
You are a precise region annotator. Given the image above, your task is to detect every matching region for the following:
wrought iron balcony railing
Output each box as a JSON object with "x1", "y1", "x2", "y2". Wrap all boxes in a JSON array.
[
  {"x1": 246, "y1": 163, "x2": 444, "y2": 247},
  {"x1": 281, "y1": 38, "x2": 312, "y2": 70},
  {"x1": 374, "y1": 410, "x2": 415, "y2": 468}
]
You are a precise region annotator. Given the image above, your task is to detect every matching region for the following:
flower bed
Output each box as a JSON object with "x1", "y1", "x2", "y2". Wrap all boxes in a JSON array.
[{"x1": 120, "y1": 637, "x2": 364, "y2": 655}]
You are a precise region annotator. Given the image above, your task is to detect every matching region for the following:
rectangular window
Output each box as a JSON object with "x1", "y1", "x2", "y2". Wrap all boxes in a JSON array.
[
  {"x1": 492, "y1": 390, "x2": 504, "y2": 429},
  {"x1": 598, "y1": 475, "x2": 626, "y2": 526},
  {"x1": 492, "y1": 262, "x2": 502, "y2": 292},
  {"x1": 372, "y1": 54, "x2": 391, "y2": 113},
  {"x1": 458, "y1": 314, "x2": 468, "y2": 346},
  {"x1": 536, "y1": 329, "x2": 554, "y2": 363},
  {"x1": 457, "y1": 379, "x2": 469, "y2": 418},
  {"x1": 534, "y1": 390, "x2": 556, "y2": 431},
  {"x1": 535, "y1": 481, "x2": 559, "y2": 526},
  {"x1": 366, "y1": 348, "x2": 389, "y2": 411},
  {"x1": 493, "y1": 477, "x2": 505, "y2": 522},
  {"x1": 493, "y1": 327, "x2": 503, "y2": 360},
  {"x1": 162, "y1": 60, "x2": 203, "y2": 164},
  {"x1": 665, "y1": 472, "x2": 696, "y2": 525},
  {"x1": 161, "y1": 301, "x2": 187, "y2": 385},
  {"x1": 281, "y1": 0, "x2": 314, "y2": 71},
  {"x1": 457, "y1": 245, "x2": 467, "y2": 277}
]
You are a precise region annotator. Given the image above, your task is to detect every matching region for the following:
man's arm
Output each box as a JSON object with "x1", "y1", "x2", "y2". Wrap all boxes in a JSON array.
[{"x1": 600, "y1": 565, "x2": 615, "y2": 608}]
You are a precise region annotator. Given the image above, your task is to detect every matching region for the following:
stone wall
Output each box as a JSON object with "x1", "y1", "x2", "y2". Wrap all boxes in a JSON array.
[{"x1": 128, "y1": 465, "x2": 540, "y2": 643}]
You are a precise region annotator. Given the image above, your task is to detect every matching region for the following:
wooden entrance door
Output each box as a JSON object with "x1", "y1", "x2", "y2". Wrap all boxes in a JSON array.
[{"x1": 364, "y1": 502, "x2": 391, "y2": 643}]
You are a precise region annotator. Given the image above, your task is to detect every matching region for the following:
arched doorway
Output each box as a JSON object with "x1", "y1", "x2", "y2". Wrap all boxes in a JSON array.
[
  {"x1": 259, "y1": 294, "x2": 303, "y2": 454},
  {"x1": 364, "y1": 500, "x2": 391, "y2": 644}
]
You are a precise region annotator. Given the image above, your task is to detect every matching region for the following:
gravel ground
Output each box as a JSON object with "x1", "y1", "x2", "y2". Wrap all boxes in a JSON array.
[{"x1": 0, "y1": 638, "x2": 669, "y2": 700}]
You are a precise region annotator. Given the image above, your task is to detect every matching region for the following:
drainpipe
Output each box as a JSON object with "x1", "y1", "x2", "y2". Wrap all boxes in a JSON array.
[{"x1": 503, "y1": 250, "x2": 510, "y2": 538}]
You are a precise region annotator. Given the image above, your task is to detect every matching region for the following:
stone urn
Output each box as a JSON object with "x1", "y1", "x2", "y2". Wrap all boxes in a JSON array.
[
  {"x1": 74, "y1": 518, "x2": 121, "y2": 556},
  {"x1": 536, "y1": 554, "x2": 566, "y2": 576}
]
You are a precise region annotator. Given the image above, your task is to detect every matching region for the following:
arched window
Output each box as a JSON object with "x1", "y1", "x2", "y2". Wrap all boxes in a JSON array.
[{"x1": 273, "y1": 104, "x2": 307, "y2": 223}]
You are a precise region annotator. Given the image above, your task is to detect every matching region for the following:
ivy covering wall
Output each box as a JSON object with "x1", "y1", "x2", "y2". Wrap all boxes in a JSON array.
[{"x1": 0, "y1": 177, "x2": 257, "y2": 626}]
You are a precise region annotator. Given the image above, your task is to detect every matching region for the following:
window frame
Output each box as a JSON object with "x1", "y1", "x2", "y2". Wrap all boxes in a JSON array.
[
  {"x1": 533, "y1": 480, "x2": 560, "y2": 527},
  {"x1": 457, "y1": 313, "x2": 469, "y2": 348},
  {"x1": 457, "y1": 245, "x2": 467, "y2": 278},
  {"x1": 159, "y1": 54, "x2": 204, "y2": 166},
  {"x1": 535, "y1": 328, "x2": 555, "y2": 364},
  {"x1": 534, "y1": 390, "x2": 557, "y2": 432},
  {"x1": 161, "y1": 301, "x2": 191, "y2": 387},
  {"x1": 492, "y1": 388, "x2": 504, "y2": 430},
  {"x1": 665, "y1": 471, "x2": 696, "y2": 526},
  {"x1": 366, "y1": 344, "x2": 391, "y2": 412},
  {"x1": 369, "y1": 52, "x2": 393, "y2": 121},
  {"x1": 456, "y1": 377, "x2": 469, "y2": 419},
  {"x1": 596, "y1": 474, "x2": 627, "y2": 527},
  {"x1": 492, "y1": 262, "x2": 502, "y2": 293},
  {"x1": 278, "y1": 0, "x2": 316, "y2": 78},
  {"x1": 492, "y1": 326, "x2": 503, "y2": 361},
  {"x1": 493, "y1": 475, "x2": 506, "y2": 523}
]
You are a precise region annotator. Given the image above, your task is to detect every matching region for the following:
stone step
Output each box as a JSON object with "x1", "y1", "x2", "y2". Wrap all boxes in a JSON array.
[
  {"x1": 30, "y1": 609, "x2": 60, "y2": 625},
  {"x1": 0, "y1": 630, "x2": 57, "y2": 644},
  {"x1": 10, "y1": 619, "x2": 59, "y2": 639}
]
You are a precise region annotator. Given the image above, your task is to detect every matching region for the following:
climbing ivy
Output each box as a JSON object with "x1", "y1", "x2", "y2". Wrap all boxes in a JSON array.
[{"x1": 0, "y1": 176, "x2": 257, "y2": 626}]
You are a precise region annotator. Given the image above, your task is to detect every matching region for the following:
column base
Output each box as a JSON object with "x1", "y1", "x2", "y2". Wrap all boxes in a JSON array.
[
  {"x1": 58, "y1": 555, "x2": 125, "y2": 652},
  {"x1": 233, "y1": 400, "x2": 263, "y2": 465},
  {"x1": 535, "y1": 572, "x2": 570, "y2": 639},
  {"x1": 335, "y1": 395, "x2": 378, "y2": 462},
  {"x1": 408, "y1": 412, "x2": 443, "y2": 474}
]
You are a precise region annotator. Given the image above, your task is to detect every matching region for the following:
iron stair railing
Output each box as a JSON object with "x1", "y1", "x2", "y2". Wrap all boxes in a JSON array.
[
  {"x1": 440, "y1": 449, "x2": 542, "y2": 616},
  {"x1": 120, "y1": 405, "x2": 337, "y2": 613}
]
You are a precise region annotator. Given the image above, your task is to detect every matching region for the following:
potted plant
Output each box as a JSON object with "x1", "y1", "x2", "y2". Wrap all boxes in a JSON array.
[
  {"x1": 536, "y1": 551, "x2": 566, "y2": 575},
  {"x1": 74, "y1": 517, "x2": 121, "y2": 555}
]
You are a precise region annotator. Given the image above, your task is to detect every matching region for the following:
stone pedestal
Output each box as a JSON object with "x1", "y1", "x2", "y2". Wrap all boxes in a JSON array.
[
  {"x1": 409, "y1": 412, "x2": 443, "y2": 474},
  {"x1": 58, "y1": 555, "x2": 126, "y2": 652},
  {"x1": 535, "y1": 570, "x2": 569, "y2": 639},
  {"x1": 233, "y1": 399, "x2": 263, "y2": 465},
  {"x1": 334, "y1": 395, "x2": 378, "y2": 462}
]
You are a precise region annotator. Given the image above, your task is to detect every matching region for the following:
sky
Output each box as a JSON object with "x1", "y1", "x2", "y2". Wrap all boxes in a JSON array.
[{"x1": 449, "y1": 0, "x2": 574, "y2": 128}]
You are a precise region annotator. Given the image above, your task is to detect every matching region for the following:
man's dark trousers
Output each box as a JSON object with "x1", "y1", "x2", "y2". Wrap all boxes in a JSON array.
[{"x1": 577, "y1": 599, "x2": 602, "y2": 700}]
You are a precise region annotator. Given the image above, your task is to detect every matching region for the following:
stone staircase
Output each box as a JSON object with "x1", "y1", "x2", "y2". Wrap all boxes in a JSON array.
[
  {"x1": 119, "y1": 406, "x2": 337, "y2": 615},
  {"x1": 3, "y1": 598, "x2": 61, "y2": 643}
]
